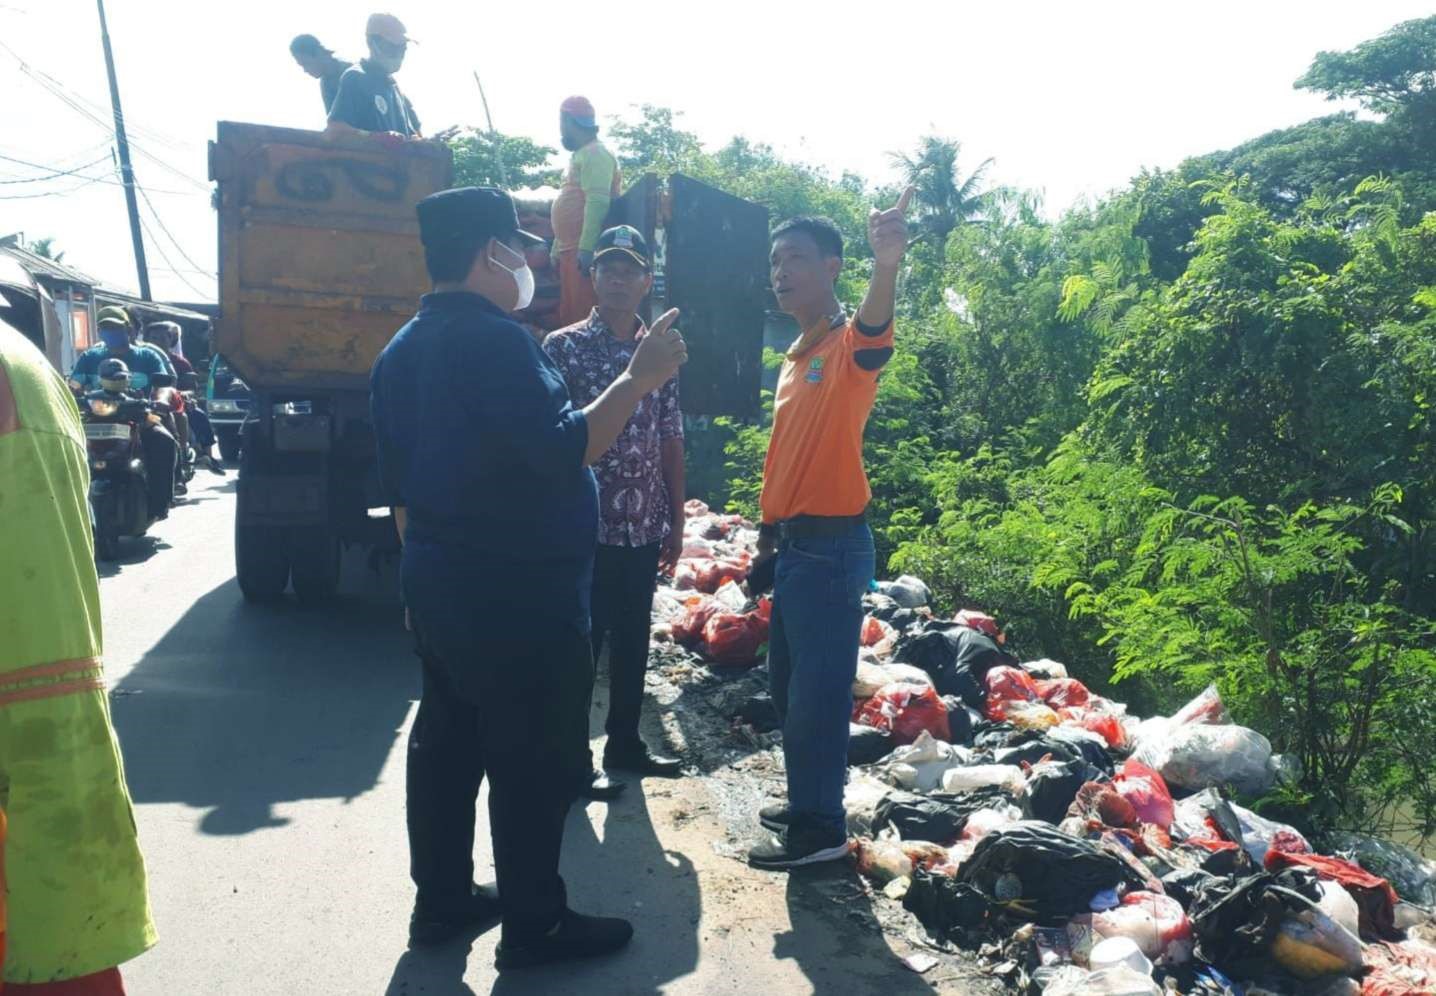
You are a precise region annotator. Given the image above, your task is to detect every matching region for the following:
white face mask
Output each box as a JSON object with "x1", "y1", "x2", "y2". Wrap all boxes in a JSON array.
[{"x1": 490, "y1": 241, "x2": 535, "y2": 311}]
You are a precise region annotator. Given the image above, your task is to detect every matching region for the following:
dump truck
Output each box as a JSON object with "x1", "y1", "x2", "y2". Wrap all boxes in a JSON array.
[{"x1": 211, "y1": 121, "x2": 769, "y2": 603}]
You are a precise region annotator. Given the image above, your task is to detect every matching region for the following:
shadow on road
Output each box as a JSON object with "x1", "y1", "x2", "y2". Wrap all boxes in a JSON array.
[
  {"x1": 781, "y1": 867, "x2": 935, "y2": 994},
  {"x1": 110, "y1": 562, "x2": 415, "y2": 835},
  {"x1": 95, "y1": 535, "x2": 171, "y2": 579}
]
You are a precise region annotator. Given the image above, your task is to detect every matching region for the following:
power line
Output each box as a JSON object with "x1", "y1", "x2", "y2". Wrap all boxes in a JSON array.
[
  {"x1": 136, "y1": 208, "x2": 210, "y2": 298},
  {"x1": 0, "y1": 151, "x2": 111, "y2": 183},
  {"x1": 0, "y1": 42, "x2": 210, "y2": 193},
  {"x1": 135, "y1": 181, "x2": 213, "y2": 278},
  {"x1": 0, "y1": 174, "x2": 107, "y2": 199}
]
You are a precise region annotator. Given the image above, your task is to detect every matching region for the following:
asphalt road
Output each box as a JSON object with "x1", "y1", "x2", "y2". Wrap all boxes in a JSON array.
[{"x1": 99, "y1": 473, "x2": 947, "y2": 995}]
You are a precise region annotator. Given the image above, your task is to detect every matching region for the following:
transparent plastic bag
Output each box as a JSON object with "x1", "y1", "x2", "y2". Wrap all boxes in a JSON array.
[
  {"x1": 1327, "y1": 831, "x2": 1436, "y2": 907},
  {"x1": 1269, "y1": 907, "x2": 1364, "y2": 979},
  {"x1": 1132, "y1": 723, "x2": 1274, "y2": 796},
  {"x1": 1090, "y1": 891, "x2": 1193, "y2": 965}
]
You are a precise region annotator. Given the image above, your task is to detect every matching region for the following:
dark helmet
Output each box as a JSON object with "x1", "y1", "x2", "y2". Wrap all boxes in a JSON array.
[{"x1": 99, "y1": 357, "x2": 131, "y2": 393}]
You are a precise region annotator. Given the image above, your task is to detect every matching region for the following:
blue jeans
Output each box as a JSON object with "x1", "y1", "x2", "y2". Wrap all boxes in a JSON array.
[{"x1": 767, "y1": 522, "x2": 875, "y2": 836}]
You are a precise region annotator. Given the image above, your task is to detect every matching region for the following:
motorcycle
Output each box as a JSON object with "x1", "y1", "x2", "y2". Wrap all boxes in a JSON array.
[
  {"x1": 80, "y1": 381, "x2": 161, "y2": 560},
  {"x1": 149, "y1": 373, "x2": 194, "y2": 495}
]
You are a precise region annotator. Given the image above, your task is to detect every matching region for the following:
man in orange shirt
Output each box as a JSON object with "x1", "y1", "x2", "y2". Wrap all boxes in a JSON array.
[
  {"x1": 746, "y1": 188, "x2": 913, "y2": 870},
  {"x1": 550, "y1": 96, "x2": 621, "y2": 327}
]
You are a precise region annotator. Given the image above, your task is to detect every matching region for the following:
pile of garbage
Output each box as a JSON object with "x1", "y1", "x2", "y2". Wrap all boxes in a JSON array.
[{"x1": 649, "y1": 505, "x2": 1436, "y2": 995}]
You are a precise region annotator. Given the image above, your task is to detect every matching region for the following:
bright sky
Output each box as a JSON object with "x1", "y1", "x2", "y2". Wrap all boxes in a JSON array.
[{"x1": 0, "y1": 1, "x2": 1426, "y2": 303}]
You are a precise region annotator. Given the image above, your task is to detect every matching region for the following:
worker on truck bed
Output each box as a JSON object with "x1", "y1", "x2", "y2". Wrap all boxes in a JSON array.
[
  {"x1": 370, "y1": 186, "x2": 687, "y2": 969},
  {"x1": 552, "y1": 96, "x2": 620, "y2": 327},
  {"x1": 0, "y1": 315, "x2": 158, "y2": 994},
  {"x1": 325, "y1": 12, "x2": 422, "y2": 144},
  {"x1": 745, "y1": 188, "x2": 914, "y2": 871},
  {"x1": 290, "y1": 33, "x2": 352, "y2": 117},
  {"x1": 543, "y1": 225, "x2": 687, "y2": 802}
]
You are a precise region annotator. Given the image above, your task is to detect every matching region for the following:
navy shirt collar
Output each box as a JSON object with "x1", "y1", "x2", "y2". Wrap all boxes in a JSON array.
[{"x1": 419, "y1": 291, "x2": 507, "y2": 318}]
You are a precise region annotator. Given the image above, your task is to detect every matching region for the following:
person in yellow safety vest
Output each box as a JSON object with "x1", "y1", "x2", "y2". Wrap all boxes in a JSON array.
[
  {"x1": 551, "y1": 95, "x2": 622, "y2": 327},
  {"x1": 0, "y1": 318, "x2": 156, "y2": 993}
]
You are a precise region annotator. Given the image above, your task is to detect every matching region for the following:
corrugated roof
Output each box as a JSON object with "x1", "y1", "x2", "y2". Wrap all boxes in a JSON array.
[
  {"x1": 94, "y1": 289, "x2": 212, "y2": 324},
  {"x1": 0, "y1": 244, "x2": 99, "y2": 287}
]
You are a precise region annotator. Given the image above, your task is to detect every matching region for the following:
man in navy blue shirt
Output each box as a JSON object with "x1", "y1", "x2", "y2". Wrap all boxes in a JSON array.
[{"x1": 370, "y1": 186, "x2": 686, "y2": 969}]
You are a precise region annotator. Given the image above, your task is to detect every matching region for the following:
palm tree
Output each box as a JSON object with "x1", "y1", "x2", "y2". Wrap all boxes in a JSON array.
[
  {"x1": 890, "y1": 137, "x2": 993, "y2": 249},
  {"x1": 30, "y1": 237, "x2": 65, "y2": 264}
]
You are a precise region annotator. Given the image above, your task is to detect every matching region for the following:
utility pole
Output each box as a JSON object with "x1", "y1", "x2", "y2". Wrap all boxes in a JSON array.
[
  {"x1": 472, "y1": 70, "x2": 508, "y2": 187},
  {"x1": 96, "y1": 0, "x2": 151, "y2": 300}
]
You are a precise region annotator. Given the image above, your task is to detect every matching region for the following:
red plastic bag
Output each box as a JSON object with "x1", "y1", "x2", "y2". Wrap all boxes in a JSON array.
[
  {"x1": 1058, "y1": 704, "x2": 1128, "y2": 748},
  {"x1": 674, "y1": 557, "x2": 751, "y2": 594},
  {"x1": 860, "y1": 616, "x2": 894, "y2": 647},
  {"x1": 672, "y1": 595, "x2": 721, "y2": 645},
  {"x1": 1171, "y1": 684, "x2": 1230, "y2": 727},
  {"x1": 1067, "y1": 781, "x2": 1139, "y2": 829},
  {"x1": 1034, "y1": 677, "x2": 1091, "y2": 709},
  {"x1": 702, "y1": 612, "x2": 767, "y2": 666},
  {"x1": 854, "y1": 682, "x2": 951, "y2": 745},
  {"x1": 1362, "y1": 941, "x2": 1436, "y2": 996},
  {"x1": 984, "y1": 665, "x2": 1040, "y2": 720},
  {"x1": 954, "y1": 609, "x2": 1000, "y2": 638},
  {"x1": 1112, "y1": 759, "x2": 1175, "y2": 830},
  {"x1": 1266, "y1": 850, "x2": 1401, "y2": 941}
]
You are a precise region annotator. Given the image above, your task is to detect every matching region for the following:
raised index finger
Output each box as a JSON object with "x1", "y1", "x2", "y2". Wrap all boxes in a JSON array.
[
  {"x1": 650, "y1": 308, "x2": 681, "y2": 337},
  {"x1": 895, "y1": 185, "x2": 916, "y2": 216}
]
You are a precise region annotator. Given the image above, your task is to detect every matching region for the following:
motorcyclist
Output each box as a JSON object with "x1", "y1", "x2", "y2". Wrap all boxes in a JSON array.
[
  {"x1": 145, "y1": 321, "x2": 225, "y2": 476},
  {"x1": 70, "y1": 307, "x2": 178, "y2": 519}
]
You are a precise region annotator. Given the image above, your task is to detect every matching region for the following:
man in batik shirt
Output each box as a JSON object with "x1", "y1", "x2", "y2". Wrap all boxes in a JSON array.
[{"x1": 544, "y1": 225, "x2": 685, "y2": 800}]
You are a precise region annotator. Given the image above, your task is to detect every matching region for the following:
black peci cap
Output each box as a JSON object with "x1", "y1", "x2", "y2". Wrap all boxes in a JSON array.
[
  {"x1": 593, "y1": 225, "x2": 650, "y2": 270},
  {"x1": 416, "y1": 187, "x2": 544, "y2": 252}
]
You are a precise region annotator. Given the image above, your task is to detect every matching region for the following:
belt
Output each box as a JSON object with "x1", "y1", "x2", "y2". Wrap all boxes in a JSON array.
[{"x1": 774, "y1": 513, "x2": 866, "y2": 541}]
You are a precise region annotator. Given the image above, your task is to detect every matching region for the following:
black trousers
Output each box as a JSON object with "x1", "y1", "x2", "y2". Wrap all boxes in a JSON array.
[
  {"x1": 406, "y1": 618, "x2": 591, "y2": 940},
  {"x1": 140, "y1": 423, "x2": 176, "y2": 516},
  {"x1": 589, "y1": 542, "x2": 661, "y2": 758}
]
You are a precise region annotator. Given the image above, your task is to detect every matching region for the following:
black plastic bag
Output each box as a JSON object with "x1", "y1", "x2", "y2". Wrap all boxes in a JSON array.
[
  {"x1": 1187, "y1": 868, "x2": 1323, "y2": 975},
  {"x1": 903, "y1": 870, "x2": 991, "y2": 937},
  {"x1": 1021, "y1": 760, "x2": 1092, "y2": 824},
  {"x1": 875, "y1": 791, "x2": 968, "y2": 842},
  {"x1": 971, "y1": 721, "x2": 1019, "y2": 750},
  {"x1": 737, "y1": 693, "x2": 780, "y2": 733},
  {"x1": 958, "y1": 822, "x2": 1147, "y2": 924},
  {"x1": 893, "y1": 623, "x2": 1015, "y2": 711},
  {"x1": 848, "y1": 723, "x2": 895, "y2": 765},
  {"x1": 939, "y1": 696, "x2": 974, "y2": 745}
]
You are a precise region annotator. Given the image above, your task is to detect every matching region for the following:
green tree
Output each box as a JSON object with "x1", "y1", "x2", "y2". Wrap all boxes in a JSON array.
[
  {"x1": 449, "y1": 129, "x2": 560, "y2": 190},
  {"x1": 890, "y1": 136, "x2": 991, "y2": 250},
  {"x1": 1297, "y1": 16, "x2": 1436, "y2": 119},
  {"x1": 608, "y1": 105, "x2": 704, "y2": 174},
  {"x1": 29, "y1": 236, "x2": 64, "y2": 263}
]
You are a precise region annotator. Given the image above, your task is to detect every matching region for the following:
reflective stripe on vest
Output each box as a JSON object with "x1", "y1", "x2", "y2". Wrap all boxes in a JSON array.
[{"x1": 0, "y1": 657, "x2": 104, "y2": 707}]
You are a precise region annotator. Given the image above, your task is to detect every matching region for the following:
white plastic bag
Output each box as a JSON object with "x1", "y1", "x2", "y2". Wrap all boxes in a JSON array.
[
  {"x1": 1090, "y1": 891, "x2": 1193, "y2": 965},
  {"x1": 844, "y1": 772, "x2": 895, "y2": 836},
  {"x1": 941, "y1": 764, "x2": 1025, "y2": 795},
  {"x1": 712, "y1": 579, "x2": 748, "y2": 612},
  {"x1": 1316, "y1": 881, "x2": 1361, "y2": 940},
  {"x1": 874, "y1": 730, "x2": 970, "y2": 792},
  {"x1": 878, "y1": 574, "x2": 931, "y2": 609},
  {"x1": 1022, "y1": 658, "x2": 1070, "y2": 680},
  {"x1": 876, "y1": 662, "x2": 934, "y2": 687},
  {"x1": 853, "y1": 660, "x2": 890, "y2": 699}
]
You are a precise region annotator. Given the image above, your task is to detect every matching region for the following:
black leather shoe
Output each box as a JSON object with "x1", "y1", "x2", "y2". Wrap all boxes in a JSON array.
[
  {"x1": 578, "y1": 769, "x2": 626, "y2": 801},
  {"x1": 495, "y1": 909, "x2": 634, "y2": 971},
  {"x1": 409, "y1": 883, "x2": 501, "y2": 947},
  {"x1": 604, "y1": 743, "x2": 683, "y2": 778}
]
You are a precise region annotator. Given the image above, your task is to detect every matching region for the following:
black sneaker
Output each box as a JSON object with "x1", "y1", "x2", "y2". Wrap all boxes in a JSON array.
[
  {"x1": 495, "y1": 909, "x2": 634, "y2": 971},
  {"x1": 758, "y1": 802, "x2": 791, "y2": 833},
  {"x1": 409, "y1": 883, "x2": 501, "y2": 947},
  {"x1": 604, "y1": 742, "x2": 683, "y2": 777},
  {"x1": 577, "y1": 769, "x2": 626, "y2": 802},
  {"x1": 206, "y1": 456, "x2": 227, "y2": 476},
  {"x1": 747, "y1": 826, "x2": 850, "y2": 870}
]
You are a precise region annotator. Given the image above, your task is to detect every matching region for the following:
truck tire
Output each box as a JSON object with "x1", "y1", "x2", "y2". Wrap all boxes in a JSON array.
[
  {"x1": 290, "y1": 527, "x2": 340, "y2": 605},
  {"x1": 235, "y1": 433, "x2": 289, "y2": 602},
  {"x1": 236, "y1": 519, "x2": 290, "y2": 602},
  {"x1": 218, "y1": 432, "x2": 241, "y2": 464}
]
